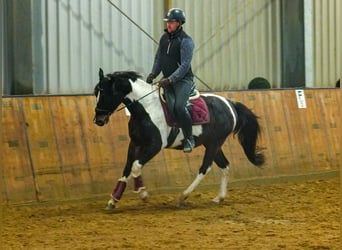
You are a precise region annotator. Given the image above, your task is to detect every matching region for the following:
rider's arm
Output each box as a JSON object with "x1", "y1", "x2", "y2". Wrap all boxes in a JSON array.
[
  {"x1": 151, "y1": 46, "x2": 162, "y2": 77},
  {"x1": 168, "y1": 37, "x2": 194, "y2": 83}
]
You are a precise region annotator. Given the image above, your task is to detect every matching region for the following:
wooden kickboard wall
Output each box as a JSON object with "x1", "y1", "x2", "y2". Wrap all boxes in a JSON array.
[{"x1": 1, "y1": 89, "x2": 340, "y2": 204}]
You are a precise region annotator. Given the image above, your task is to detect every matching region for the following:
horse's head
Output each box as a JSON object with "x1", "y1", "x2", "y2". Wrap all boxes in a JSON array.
[{"x1": 93, "y1": 68, "x2": 141, "y2": 126}]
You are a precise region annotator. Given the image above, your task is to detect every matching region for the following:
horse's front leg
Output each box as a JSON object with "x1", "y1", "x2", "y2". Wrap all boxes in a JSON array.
[
  {"x1": 105, "y1": 142, "x2": 160, "y2": 210},
  {"x1": 129, "y1": 138, "x2": 162, "y2": 200},
  {"x1": 105, "y1": 161, "x2": 148, "y2": 210},
  {"x1": 131, "y1": 160, "x2": 149, "y2": 200},
  {"x1": 105, "y1": 143, "x2": 136, "y2": 210},
  {"x1": 105, "y1": 172, "x2": 131, "y2": 210}
]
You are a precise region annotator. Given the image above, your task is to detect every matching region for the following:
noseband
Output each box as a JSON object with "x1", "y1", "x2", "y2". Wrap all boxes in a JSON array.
[{"x1": 95, "y1": 107, "x2": 113, "y2": 115}]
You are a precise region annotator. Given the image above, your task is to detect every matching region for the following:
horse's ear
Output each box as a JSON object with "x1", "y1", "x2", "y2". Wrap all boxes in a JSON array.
[{"x1": 99, "y1": 68, "x2": 104, "y2": 81}]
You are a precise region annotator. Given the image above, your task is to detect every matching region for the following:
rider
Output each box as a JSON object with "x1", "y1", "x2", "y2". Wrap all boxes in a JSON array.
[{"x1": 146, "y1": 8, "x2": 195, "y2": 153}]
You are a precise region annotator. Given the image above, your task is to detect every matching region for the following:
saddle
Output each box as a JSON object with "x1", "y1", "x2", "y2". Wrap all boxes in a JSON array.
[{"x1": 159, "y1": 88, "x2": 210, "y2": 127}]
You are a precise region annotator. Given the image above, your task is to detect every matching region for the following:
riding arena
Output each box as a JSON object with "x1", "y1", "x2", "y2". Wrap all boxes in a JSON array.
[{"x1": 1, "y1": 1, "x2": 340, "y2": 249}]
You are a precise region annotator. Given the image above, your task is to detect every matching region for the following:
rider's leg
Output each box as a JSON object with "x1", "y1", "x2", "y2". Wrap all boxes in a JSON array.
[
  {"x1": 173, "y1": 78, "x2": 195, "y2": 152},
  {"x1": 179, "y1": 108, "x2": 194, "y2": 152}
]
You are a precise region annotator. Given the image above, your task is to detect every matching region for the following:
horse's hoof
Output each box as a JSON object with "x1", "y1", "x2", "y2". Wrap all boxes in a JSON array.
[
  {"x1": 140, "y1": 190, "x2": 149, "y2": 202},
  {"x1": 175, "y1": 199, "x2": 183, "y2": 208},
  {"x1": 212, "y1": 196, "x2": 224, "y2": 204},
  {"x1": 104, "y1": 203, "x2": 115, "y2": 211},
  {"x1": 175, "y1": 194, "x2": 188, "y2": 207},
  {"x1": 105, "y1": 198, "x2": 116, "y2": 211}
]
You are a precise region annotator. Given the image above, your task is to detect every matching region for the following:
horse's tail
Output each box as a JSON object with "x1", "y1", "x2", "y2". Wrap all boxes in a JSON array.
[{"x1": 232, "y1": 101, "x2": 265, "y2": 167}]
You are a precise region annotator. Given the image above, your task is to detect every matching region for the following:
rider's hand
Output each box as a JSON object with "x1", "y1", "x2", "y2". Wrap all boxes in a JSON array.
[
  {"x1": 159, "y1": 78, "x2": 171, "y2": 88},
  {"x1": 146, "y1": 73, "x2": 155, "y2": 84}
]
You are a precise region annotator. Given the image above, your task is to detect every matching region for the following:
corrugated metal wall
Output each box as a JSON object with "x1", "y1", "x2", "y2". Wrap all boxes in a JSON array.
[
  {"x1": 3, "y1": 0, "x2": 341, "y2": 94},
  {"x1": 312, "y1": 0, "x2": 340, "y2": 87},
  {"x1": 170, "y1": 0, "x2": 340, "y2": 89},
  {"x1": 31, "y1": 0, "x2": 164, "y2": 94},
  {"x1": 24, "y1": 0, "x2": 287, "y2": 93},
  {"x1": 172, "y1": 0, "x2": 282, "y2": 90}
]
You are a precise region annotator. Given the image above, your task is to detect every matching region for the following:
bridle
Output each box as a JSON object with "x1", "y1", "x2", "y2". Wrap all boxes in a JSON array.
[
  {"x1": 95, "y1": 80, "x2": 160, "y2": 114},
  {"x1": 94, "y1": 107, "x2": 113, "y2": 115},
  {"x1": 115, "y1": 86, "x2": 160, "y2": 112},
  {"x1": 94, "y1": 86, "x2": 114, "y2": 122}
]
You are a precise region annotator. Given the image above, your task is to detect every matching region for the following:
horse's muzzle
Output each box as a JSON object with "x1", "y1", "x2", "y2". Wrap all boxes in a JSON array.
[{"x1": 93, "y1": 114, "x2": 109, "y2": 126}]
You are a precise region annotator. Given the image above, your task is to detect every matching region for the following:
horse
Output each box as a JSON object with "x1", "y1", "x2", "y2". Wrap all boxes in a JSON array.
[{"x1": 93, "y1": 68, "x2": 265, "y2": 210}]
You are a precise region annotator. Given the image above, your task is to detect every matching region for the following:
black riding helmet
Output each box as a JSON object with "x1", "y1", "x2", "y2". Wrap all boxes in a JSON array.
[{"x1": 164, "y1": 8, "x2": 186, "y2": 24}]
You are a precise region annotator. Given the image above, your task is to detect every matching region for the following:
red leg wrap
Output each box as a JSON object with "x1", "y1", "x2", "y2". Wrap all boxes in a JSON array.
[
  {"x1": 112, "y1": 181, "x2": 127, "y2": 201},
  {"x1": 133, "y1": 175, "x2": 146, "y2": 193}
]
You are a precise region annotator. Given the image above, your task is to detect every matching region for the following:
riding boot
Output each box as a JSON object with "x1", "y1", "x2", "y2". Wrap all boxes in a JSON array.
[
  {"x1": 184, "y1": 135, "x2": 195, "y2": 153},
  {"x1": 181, "y1": 109, "x2": 195, "y2": 153}
]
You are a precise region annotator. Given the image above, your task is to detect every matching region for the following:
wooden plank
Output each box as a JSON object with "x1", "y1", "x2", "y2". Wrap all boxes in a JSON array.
[
  {"x1": 261, "y1": 91, "x2": 294, "y2": 175},
  {"x1": 160, "y1": 150, "x2": 185, "y2": 184},
  {"x1": 315, "y1": 89, "x2": 340, "y2": 168},
  {"x1": 163, "y1": 158, "x2": 192, "y2": 187},
  {"x1": 76, "y1": 96, "x2": 126, "y2": 192},
  {"x1": 2, "y1": 98, "x2": 36, "y2": 203},
  {"x1": 282, "y1": 90, "x2": 313, "y2": 174},
  {"x1": 140, "y1": 156, "x2": 170, "y2": 190},
  {"x1": 49, "y1": 96, "x2": 93, "y2": 198},
  {"x1": 240, "y1": 90, "x2": 276, "y2": 179},
  {"x1": 22, "y1": 97, "x2": 65, "y2": 201},
  {"x1": 302, "y1": 90, "x2": 331, "y2": 171},
  {"x1": 220, "y1": 91, "x2": 266, "y2": 180},
  {"x1": 34, "y1": 173, "x2": 67, "y2": 201},
  {"x1": 2, "y1": 90, "x2": 340, "y2": 204},
  {"x1": 221, "y1": 91, "x2": 249, "y2": 180}
]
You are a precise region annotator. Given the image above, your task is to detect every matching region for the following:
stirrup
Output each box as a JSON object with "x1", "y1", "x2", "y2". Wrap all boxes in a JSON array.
[{"x1": 183, "y1": 137, "x2": 194, "y2": 153}]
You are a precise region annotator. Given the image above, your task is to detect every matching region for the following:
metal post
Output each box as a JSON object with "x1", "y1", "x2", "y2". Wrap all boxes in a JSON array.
[
  {"x1": 304, "y1": 0, "x2": 313, "y2": 87},
  {"x1": 280, "y1": 0, "x2": 305, "y2": 88}
]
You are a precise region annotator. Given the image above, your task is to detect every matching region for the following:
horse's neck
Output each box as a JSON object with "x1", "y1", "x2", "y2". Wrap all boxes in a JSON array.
[
  {"x1": 124, "y1": 100, "x2": 148, "y2": 119},
  {"x1": 127, "y1": 79, "x2": 159, "y2": 109},
  {"x1": 125, "y1": 79, "x2": 162, "y2": 120}
]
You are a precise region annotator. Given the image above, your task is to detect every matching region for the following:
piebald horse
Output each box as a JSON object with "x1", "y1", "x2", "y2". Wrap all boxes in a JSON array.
[{"x1": 93, "y1": 69, "x2": 264, "y2": 210}]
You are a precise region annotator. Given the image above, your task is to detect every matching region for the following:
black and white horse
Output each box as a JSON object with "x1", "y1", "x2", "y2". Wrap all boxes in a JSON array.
[{"x1": 93, "y1": 69, "x2": 264, "y2": 210}]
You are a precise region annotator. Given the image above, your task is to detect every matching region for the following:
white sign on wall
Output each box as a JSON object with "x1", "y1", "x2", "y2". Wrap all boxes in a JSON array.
[{"x1": 295, "y1": 89, "x2": 307, "y2": 109}]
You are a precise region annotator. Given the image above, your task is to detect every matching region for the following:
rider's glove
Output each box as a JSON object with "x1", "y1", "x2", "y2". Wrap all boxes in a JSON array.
[
  {"x1": 159, "y1": 78, "x2": 171, "y2": 88},
  {"x1": 146, "y1": 73, "x2": 156, "y2": 84}
]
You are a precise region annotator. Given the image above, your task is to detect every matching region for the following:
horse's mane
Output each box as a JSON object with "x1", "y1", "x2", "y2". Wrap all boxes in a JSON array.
[{"x1": 109, "y1": 71, "x2": 142, "y2": 82}]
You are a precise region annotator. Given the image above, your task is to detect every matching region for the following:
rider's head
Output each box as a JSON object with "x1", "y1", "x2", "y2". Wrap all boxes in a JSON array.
[{"x1": 164, "y1": 8, "x2": 186, "y2": 33}]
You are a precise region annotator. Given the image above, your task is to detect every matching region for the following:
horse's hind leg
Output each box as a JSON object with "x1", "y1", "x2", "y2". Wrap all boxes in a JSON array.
[
  {"x1": 212, "y1": 149, "x2": 229, "y2": 203},
  {"x1": 176, "y1": 145, "x2": 218, "y2": 207}
]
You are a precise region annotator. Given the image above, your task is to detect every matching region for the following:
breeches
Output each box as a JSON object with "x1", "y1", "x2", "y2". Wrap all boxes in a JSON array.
[{"x1": 164, "y1": 78, "x2": 194, "y2": 122}]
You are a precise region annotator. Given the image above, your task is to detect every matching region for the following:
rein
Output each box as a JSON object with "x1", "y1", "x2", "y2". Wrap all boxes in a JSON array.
[{"x1": 116, "y1": 83, "x2": 160, "y2": 112}]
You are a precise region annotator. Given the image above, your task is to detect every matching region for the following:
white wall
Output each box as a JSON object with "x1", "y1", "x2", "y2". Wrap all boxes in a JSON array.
[
  {"x1": 31, "y1": 0, "x2": 163, "y2": 94},
  {"x1": 311, "y1": 0, "x2": 340, "y2": 87},
  {"x1": 3, "y1": 0, "x2": 340, "y2": 94},
  {"x1": 173, "y1": 0, "x2": 282, "y2": 89}
]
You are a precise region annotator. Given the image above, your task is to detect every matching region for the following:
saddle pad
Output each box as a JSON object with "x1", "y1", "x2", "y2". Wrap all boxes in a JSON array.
[{"x1": 160, "y1": 93, "x2": 210, "y2": 127}]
